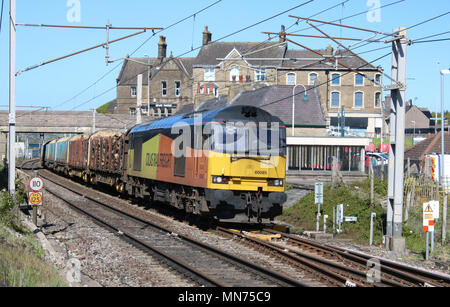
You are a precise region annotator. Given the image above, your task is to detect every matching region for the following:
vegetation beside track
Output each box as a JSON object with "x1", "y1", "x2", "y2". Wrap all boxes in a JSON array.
[
  {"x1": 0, "y1": 166, "x2": 66, "y2": 287},
  {"x1": 279, "y1": 178, "x2": 450, "y2": 259},
  {"x1": 279, "y1": 178, "x2": 387, "y2": 246}
]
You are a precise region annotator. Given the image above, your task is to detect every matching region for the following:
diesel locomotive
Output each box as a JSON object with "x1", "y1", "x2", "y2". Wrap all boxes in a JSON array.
[{"x1": 42, "y1": 105, "x2": 287, "y2": 223}]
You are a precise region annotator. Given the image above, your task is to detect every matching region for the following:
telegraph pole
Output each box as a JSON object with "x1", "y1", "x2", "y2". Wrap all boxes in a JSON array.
[
  {"x1": 8, "y1": 0, "x2": 16, "y2": 198},
  {"x1": 385, "y1": 27, "x2": 408, "y2": 253}
]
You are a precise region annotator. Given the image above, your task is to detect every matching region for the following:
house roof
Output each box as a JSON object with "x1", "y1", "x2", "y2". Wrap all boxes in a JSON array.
[
  {"x1": 281, "y1": 48, "x2": 378, "y2": 70},
  {"x1": 193, "y1": 42, "x2": 288, "y2": 67},
  {"x1": 117, "y1": 57, "x2": 195, "y2": 86},
  {"x1": 405, "y1": 132, "x2": 450, "y2": 161}
]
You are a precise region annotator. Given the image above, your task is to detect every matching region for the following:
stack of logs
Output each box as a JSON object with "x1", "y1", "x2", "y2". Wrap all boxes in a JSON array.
[{"x1": 89, "y1": 130, "x2": 124, "y2": 174}]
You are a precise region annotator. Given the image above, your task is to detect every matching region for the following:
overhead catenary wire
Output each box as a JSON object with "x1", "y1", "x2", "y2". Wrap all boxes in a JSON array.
[
  {"x1": 15, "y1": 0, "x2": 224, "y2": 119},
  {"x1": 258, "y1": 51, "x2": 392, "y2": 109},
  {"x1": 69, "y1": 0, "x2": 315, "y2": 112},
  {"x1": 0, "y1": 0, "x2": 4, "y2": 34}
]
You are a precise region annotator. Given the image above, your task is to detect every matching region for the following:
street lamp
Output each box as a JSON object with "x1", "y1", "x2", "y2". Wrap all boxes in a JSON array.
[
  {"x1": 440, "y1": 69, "x2": 450, "y2": 187},
  {"x1": 292, "y1": 84, "x2": 309, "y2": 136},
  {"x1": 411, "y1": 120, "x2": 416, "y2": 144},
  {"x1": 144, "y1": 54, "x2": 151, "y2": 117}
]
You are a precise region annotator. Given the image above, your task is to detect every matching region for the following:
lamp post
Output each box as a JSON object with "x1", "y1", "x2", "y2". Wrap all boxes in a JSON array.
[
  {"x1": 292, "y1": 84, "x2": 309, "y2": 136},
  {"x1": 144, "y1": 54, "x2": 151, "y2": 117},
  {"x1": 440, "y1": 69, "x2": 450, "y2": 186},
  {"x1": 411, "y1": 120, "x2": 416, "y2": 144}
]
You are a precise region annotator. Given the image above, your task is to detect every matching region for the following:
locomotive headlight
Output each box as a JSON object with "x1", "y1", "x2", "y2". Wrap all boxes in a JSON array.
[
  {"x1": 212, "y1": 176, "x2": 229, "y2": 184},
  {"x1": 268, "y1": 179, "x2": 283, "y2": 187}
]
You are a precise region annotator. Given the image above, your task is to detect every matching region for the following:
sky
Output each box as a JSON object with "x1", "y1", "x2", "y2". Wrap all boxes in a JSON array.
[{"x1": 0, "y1": 0, "x2": 449, "y2": 114}]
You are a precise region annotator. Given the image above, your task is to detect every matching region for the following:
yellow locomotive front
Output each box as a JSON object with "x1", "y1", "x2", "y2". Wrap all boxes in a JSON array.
[{"x1": 204, "y1": 118, "x2": 287, "y2": 223}]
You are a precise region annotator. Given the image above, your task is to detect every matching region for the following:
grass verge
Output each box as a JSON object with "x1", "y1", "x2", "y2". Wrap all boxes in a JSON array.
[{"x1": 0, "y1": 167, "x2": 67, "y2": 287}]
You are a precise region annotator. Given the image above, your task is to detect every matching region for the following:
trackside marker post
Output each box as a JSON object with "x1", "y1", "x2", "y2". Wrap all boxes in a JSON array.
[{"x1": 423, "y1": 202, "x2": 435, "y2": 260}]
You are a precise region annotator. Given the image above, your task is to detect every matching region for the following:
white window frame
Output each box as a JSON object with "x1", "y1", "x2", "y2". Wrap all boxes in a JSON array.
[
  {"x1": 175, "y1": 81, "x2": 181, "y2": 97},
  {"x1": 254, "y1": 68, "x2": 266, "y2": 82},
  {"x1": 286, "y1": 73, "x2": 296, "y2": 85},
  {"x1": 130, "y1": 108, "x2": 136, "y2": 115},
  {"x1": 330, "y1": 91, "x2": 341, "y2": 108},
  {"x1": 354, "y1": 73, "x2": 364, "y2": 86},
  {"x1": 375, "y1": 73, "x2": 382, "y2": 86},
  {"x1": 354, "y1": 91, "x2": 364, "y2": 109},
  {"x1": 130, "y1": 87, "x2": 137, "y2": 97},
  {"x1": 331, "y1": 73, "x2": 341, "y2": 86},
  {"x1": 374, "y1": 92, "x2": 382, "y2": 108},
  {"x1": 204, "y1": 67, "x2": 215, "y2": 81},
  {"x1": 161, "y1": 81, "x2": 167, "y2": 97},
  {"x1": 230, "y1": 65, "x2": 239, "y2": 82},
  {"x1": 308, "y1": 73, "x2": 318, "y2": 85}
]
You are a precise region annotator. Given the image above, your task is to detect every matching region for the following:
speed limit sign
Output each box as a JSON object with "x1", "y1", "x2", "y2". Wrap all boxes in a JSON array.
[
  {"x1": 29, "y1": 177, "x2": 44, "y2": 192},
  {"x1": 28, "y1": 192, "x2": 43, "y2": 206}
]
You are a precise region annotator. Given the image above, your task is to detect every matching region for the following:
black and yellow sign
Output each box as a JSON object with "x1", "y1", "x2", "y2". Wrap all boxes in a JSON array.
[{"x1": 28, "y1": 192, "x2": 43, "y2": 206}]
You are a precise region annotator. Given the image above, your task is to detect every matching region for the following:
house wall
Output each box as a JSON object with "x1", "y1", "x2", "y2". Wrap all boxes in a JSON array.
[{"x1": 117, "y1": 59, "x2": 193, "y2": 117}]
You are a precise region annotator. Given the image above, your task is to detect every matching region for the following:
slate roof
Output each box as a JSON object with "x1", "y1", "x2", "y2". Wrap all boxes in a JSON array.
[
  {"x1": 230, "y1": 85, "x2": 326, "y2": 127},
  {"x1": 193, "y1": 42, "x2": 288, "y2": 67},
  {"x1": 282, "y1": 48, "x2": 378, "y2": 70},
  {"x1": 117, "y1": 57, "x2": 195, "y2": 86},
  {"x1": 405, "y1": 132, "x2": 450, "y2": 161}
]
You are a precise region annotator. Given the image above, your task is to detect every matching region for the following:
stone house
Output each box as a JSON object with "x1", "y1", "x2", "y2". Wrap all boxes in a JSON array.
[
  {"x1": 192, "y1": 26, "x2": 287, "y2": 107},
  {"x1": 115, "y1": 36, "x2": 195, "y2": 118},
  {"x1": 277, "y1": 46, "x2": 383, "y2": 138}
]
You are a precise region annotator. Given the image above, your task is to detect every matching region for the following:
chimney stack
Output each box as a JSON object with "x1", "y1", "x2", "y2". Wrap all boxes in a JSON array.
[
  {"x1": 279, "y1": 25, "x2": 286, "y2": 43},
  {"x1": 326, "y1": 44, "x2": 334, "y2": 55},
  {"x1": 158, "y1": 36, "x2": 167, "y2": 59},
  {"x1": 203, "y1": 26, "x2": 212, "y2": 46}
]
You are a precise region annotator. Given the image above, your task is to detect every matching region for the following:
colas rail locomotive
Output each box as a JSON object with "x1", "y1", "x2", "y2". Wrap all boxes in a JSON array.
[{"x1": 42, "y1": 105, "x2": 287, "y2": 223}]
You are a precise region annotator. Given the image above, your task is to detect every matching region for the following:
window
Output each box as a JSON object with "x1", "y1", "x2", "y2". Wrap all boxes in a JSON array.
[
  {"x1": 331, "y1": 92, "x2": 340, "y2": 108},
  {"x1": 130, "y1": 108, "x2": 136, "y2": 115},
  {"x1": 167, "y1": 108, "x2": 173, "y2": 116},
  {"x1": 204, "y1": 68, "x2": 215, "y2": 81},
  {"x1": 200, "y1": 83, "x2": 219, "y2": 97},
  {"x1": 287, "y1": 73, "x2": 296, "y2": 85},
  {"x1": 142, "y1": 105, "x2": 149, "y2": 114},
  {"x1": 160, "y1": 107, "x2": 166, "y2": 116},
  {"x1": 153, "y1": 107, "x2": 159, "y2": 117},
  {"x1": 255, "y1": 68, "x2": 266, "y2": 81},
  {"x1": 375, "y1": 92, "x2": 381, "y2": 108},
  {"x1": 375, "y1": 74, "x2": 382, "y2": 86},
  {"x1": 354, "y1": 92, "x2": 364, "y2": 108},
  {"x1": 130, "y1": 87, "x2": 137, "y2": 97},
  {"x1": 331, "y1": 73, "x2": 341, "y2": 86},
  {"x1": 175, "y1": 81, "x2": 181, "y2": 97},
  {"x1": 230, "y1": 66, "x2": 239, "y2": 82},
  {"x1": 161, "y1": 81, "x2": 167, "y2": 96},
  {"x1": 355, "y1": 74, "x2": 364, "y2": 86},
  {"x1": 309, "y1": 73, "x2": 318, "y2": 85}
]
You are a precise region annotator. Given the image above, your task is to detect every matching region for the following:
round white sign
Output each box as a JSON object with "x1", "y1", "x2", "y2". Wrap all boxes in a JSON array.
[{"x1": 29, "y1": 177, "x2": 44, "y2": 192}]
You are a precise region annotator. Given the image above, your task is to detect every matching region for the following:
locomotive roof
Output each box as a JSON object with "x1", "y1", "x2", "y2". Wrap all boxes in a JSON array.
[{"x1": 129, "y1": 105, "x2": 283, "y2": 134}]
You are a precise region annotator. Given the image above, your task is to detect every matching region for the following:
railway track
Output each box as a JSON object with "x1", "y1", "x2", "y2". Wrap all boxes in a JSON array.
[
  {"x1": 216, "y1": 227, "x2": 450, "y2": 287},
  {"x1": 22, "y1": 168, "x2": 317, "y2": 287}
]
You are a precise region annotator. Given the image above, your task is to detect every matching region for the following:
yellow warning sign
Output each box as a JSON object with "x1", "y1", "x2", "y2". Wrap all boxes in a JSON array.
[
  {"x1": 28, "y1": 192, "x2": 43, "y2": 206},
  {"x1": 425, "y1": 205, "x2": 433, "y2": 213}
]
